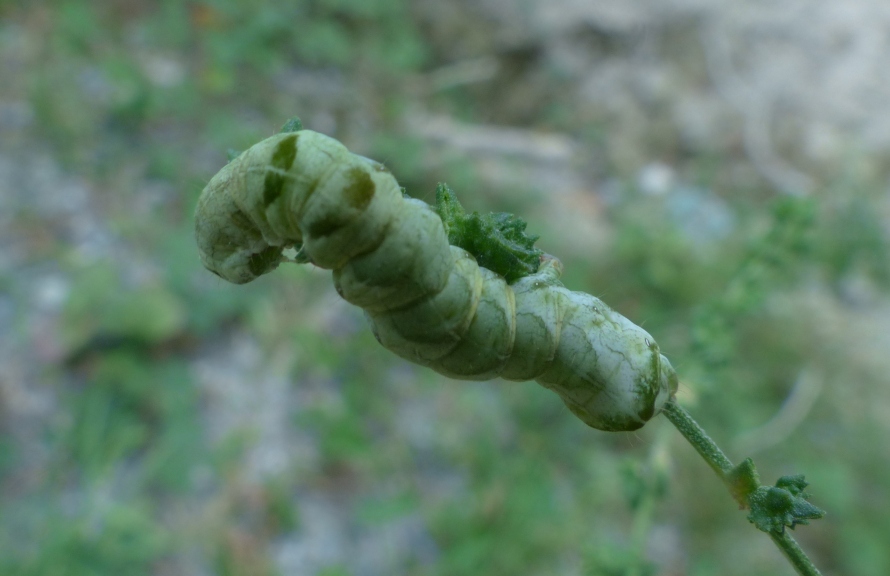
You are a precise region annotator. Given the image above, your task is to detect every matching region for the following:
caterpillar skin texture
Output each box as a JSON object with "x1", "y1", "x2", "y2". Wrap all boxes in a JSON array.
[{"x1": 195, "y1": 129, "x2": 678, "y2": 431}]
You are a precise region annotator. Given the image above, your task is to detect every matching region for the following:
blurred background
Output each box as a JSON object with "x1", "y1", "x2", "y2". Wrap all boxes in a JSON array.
[{"x1": 1, "y1": 1, "x2": 889, "y2": 574}]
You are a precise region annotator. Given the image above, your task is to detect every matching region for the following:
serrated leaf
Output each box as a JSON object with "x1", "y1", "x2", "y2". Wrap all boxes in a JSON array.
[
  {"x1": 434, "y1": 182, "x2": 542, "y2": 283},
  {"x1": 746, "y1": 476, "x2": 825, "y2": 532}
]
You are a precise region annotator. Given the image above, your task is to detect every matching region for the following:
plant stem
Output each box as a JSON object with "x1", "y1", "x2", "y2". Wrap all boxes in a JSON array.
[
  {"x1": 662, "y1": 400, "x2": 733, "y2": 477},
  {"x1": 769, "y1": 530, "x2": 824, "y2": 576},
  {"x1": 661, "y1": 399, "x2": 823, "y2": 576}
]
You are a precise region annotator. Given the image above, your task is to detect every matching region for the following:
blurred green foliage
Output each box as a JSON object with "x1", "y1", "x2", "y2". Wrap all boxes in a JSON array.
[
  {"x1": 2, "y1": 0, "x2": 890, "y2": 575},
  {"x1": 0, "y1": 499, "x2": 169, "y2": 576}
]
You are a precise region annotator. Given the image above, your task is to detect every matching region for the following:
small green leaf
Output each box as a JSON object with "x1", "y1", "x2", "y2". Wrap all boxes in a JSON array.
[
  {"x1": 747, "y1": 475, "x2": 825, "y2": 532},
  {"x1": 279, "y1": 116, "x2": 304, "y2": 133},
  {"x1": 775, "y1": 474, "x2": 811, "y2": 497},
  {"x1": 726, "y1": 458, "x2": 761, "y2": 506},
  {"x1": 434, "y1": 182, "x2": 542, "y2": 283}
]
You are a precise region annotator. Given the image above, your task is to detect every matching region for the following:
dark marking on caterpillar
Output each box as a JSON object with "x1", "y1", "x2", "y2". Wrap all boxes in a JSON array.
[
  {"x1": 263, "y1": 135, "x2": 298, "y2": 206},
  {"x1": 343, "y1": 167, "x2": 375, "y2": 211}
]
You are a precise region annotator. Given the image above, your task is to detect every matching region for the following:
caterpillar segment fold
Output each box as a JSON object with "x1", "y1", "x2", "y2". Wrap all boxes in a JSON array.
[{"x1": 195, "y1": 127, "x2": 678, "y2": 431}]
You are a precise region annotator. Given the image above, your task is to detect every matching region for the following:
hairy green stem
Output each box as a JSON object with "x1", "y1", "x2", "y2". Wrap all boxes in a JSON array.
[
  {"x1": 661, "y1": 400, "x2": 823, "y2": 576},
  {"x1": 769, "y1": 531, "x2": 823, "y2": 576},
  {"x1": 662, "y1": 400, "x2": 733, "y2": 477}
]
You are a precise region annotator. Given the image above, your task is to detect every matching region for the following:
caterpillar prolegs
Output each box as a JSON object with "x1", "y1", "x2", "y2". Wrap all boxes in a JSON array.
[{"x1": 195, "y1": 122, "x2": 678, "y2": 431}]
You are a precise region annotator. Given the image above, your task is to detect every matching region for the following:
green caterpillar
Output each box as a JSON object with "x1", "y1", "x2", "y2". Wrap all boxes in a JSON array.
[{"x1": 195, "y1": 121, "x2": 678, "y2": 431}]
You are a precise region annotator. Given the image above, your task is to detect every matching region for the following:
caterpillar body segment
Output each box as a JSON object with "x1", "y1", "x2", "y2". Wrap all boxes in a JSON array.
[
  {"x1": 196, "y1": 130, "x2": 404, "y2": 282},
  {"x1": 333, "y1": 198, "x2": 453, "y2": 313},
  {"x1": 195, "y1": 127, "x2": 678, "y2": 431}
]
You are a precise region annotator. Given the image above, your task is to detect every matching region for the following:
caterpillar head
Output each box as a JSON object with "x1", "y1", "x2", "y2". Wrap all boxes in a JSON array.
[
  {"x1": 195, "y1": 154, "x2": 286, "y2": 284},
  {"x1": 195, "y1": 125, "x2": 394, "y2": 283}
]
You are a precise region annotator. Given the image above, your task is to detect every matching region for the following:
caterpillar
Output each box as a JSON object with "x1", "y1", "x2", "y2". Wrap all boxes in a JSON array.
[{"x1": 195, "y1": 120, "x2": 678, "y2": 431}]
